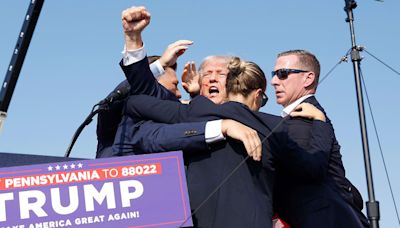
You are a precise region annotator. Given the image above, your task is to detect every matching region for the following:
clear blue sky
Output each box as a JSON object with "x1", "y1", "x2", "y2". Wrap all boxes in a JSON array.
[{"x1": 1, "y1": 1, "x2": 399, "y2": 227}]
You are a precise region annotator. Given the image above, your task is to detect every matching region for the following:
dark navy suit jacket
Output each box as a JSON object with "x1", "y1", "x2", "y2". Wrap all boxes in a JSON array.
[
  {"x1": 272, "y1": 96, "x2": 369, "y2": 228},
  {"x1": 125, "y1": 94, "x2": 337, "y2": 228}
]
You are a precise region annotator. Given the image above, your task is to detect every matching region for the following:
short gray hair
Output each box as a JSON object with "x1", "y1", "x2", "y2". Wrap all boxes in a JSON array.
[
  {"x1": 198, "y1": 55, "x2": 232, "y2": 73},
  {"x1": 277, "y1": 49, "x2": 320, "y2": 81}
]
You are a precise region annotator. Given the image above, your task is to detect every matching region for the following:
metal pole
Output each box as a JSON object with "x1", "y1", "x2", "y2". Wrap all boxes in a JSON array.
[
  {"x1": 0, "y1": 0, "x2": 45, "y2": 132},
  {"x1": 344, "y1": 1, "x2": 380, "y2": 227}
]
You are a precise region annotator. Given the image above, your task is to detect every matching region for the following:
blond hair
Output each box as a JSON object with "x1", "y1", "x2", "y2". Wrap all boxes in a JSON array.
[{"x1": 226, "y1": 57, "x2": 266, "y2": 97}]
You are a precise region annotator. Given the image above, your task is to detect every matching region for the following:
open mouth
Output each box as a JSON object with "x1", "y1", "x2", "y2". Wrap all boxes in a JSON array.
[{"x1": 209, "y1": 86, "x2": 219, "y2": 96}]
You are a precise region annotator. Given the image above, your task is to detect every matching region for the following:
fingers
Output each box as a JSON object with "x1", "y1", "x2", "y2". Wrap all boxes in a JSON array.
[
  {"x1": 249, "y1": 130, "x2": 262, "y2": 161},
  {"x1": 190, "y1": 61, "x2": 197, "y2": 74},
  {"x1": 242, "y1": 130, "x2": 262, "y2": 161},
  {"x1": 168, "y1": 40, "x2": 193, "y2": 57},
  {"x1": 168, "y1": 40, "x2": 193, "y2": 52},
  {"x1": 289, "y1": 103, "x2": 326, "y2": 121},
  {"x1": 292, "y1": 103, "x2": 308, "y2": 112},
  {"x1": 221, "y1": 120, "x2": 262, "y2": 161},
  {"x1": 176, "y1": 49, "x2": 187, "y2": 57},
  {"x1": 121, "y1": 6, "x2": 150, "y2": 22},
  {"x1": 174, "y1": 47, "x2": 188, "y2": 58},
  {"x1": 169, "y1": 40, "x2": 194, "y2": 47},
  {"x1": 122, "y1": 20, "x2": 130, "y2": 31},
  {"x1": 181, "y1": 61, "x2": 200, "y2": 96},
  {"x1": 182, "y1": 82, "x2": 189, "y2": 92},
  {"x1": 295, "y1": 102, "x2": 312, "y2": 111},
  {"x1": 121, "y1": 6, "x2": 151, "y2": 34},
  {"x1": 181, "y1": 64, "x2": 190, "y2": 82},
  {"x1": 253, "y1": 135, "x2": 262, "y2": 161},
  {"x1": 182, "y1": 61, "x2": 197, "y2": 82},
  {"x1": 290, "y1": 103, "x2": 307, "y2": 116},
  {"x1": 169, "y1": 40, "x2": 193, "y2": 55},
  {"x1": 289, "y1": 109, "x2": 303, "y2": 118},
  {"x1": 159, "y1": 40, "x2": 193, "y2": 68},
  {"x1": 290, "y1": 108, "x2": 310, "y2": 119},
  {"x1": 293, "y1": 103, "x2": 303, "y2": 111}
]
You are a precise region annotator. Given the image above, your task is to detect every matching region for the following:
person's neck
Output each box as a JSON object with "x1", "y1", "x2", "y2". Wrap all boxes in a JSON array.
[{"x1": 228, "y1": 94, "x2": 251, "y2": 109}]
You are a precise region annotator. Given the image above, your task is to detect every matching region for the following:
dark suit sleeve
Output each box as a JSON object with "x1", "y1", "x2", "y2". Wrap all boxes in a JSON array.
[
  {"x1": 275, "y1": 120, "x2": 334, "y2": 181},
  {"x1": 125, "y1": 94, "x2": 183, "y2": 123},
  {"x1": 120, "y1": 58, "x2": 178, "y2": 100},
  {"x1": 121, "y1": 120, "x2": 208, "y2": 154},
  {"x1": 125, "y1": 94, "x2": 222, "y2": 124}
]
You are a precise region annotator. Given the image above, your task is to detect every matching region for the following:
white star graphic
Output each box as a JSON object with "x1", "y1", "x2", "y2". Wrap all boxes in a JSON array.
[
  {"x1": 47, "y1": 166, "x2": 53, "y2": 171},
  {"x1": 55, "y1": 165, "x2": 61, "y2": 170},
  {"x1": 70, "y1": 163, "x2": 76, "y2": 169},
  {"x1": 63, "y1": 164, "x2": 68, "y2": 170},
  {"x1": 77, "y1": 163, "x2": 83, "y2": 168}
]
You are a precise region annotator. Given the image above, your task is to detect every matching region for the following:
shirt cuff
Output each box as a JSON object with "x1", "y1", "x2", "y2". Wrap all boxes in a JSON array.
[
  {"x1": 150, "y1": 60, "x2": 165, "y2": 79},
  {"x1": 122, "y1": 44, "x2": 147, "y2": 66},
  {"x1": 205, "y1": 120, "x2": 226, "y2": 144}
]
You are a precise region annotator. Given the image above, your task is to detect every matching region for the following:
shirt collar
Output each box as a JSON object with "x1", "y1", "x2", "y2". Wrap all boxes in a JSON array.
[{"x1": 281, "y1": 94, "x2": 314, "y2": 117}]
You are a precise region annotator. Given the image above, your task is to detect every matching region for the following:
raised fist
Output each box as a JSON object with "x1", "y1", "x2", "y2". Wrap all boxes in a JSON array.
[
  {"x1": 121, "y1": 6, "x2": 151, "y2": 50},
  {"x1": 121, "y1": 6, "x2": 151, "y2": 35}
]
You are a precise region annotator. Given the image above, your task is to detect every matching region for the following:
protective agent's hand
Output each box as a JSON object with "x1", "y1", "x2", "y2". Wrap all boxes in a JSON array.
[
  {"x1": 159, "y1": 40, "x2": 193, "y2": 68},
  {"x1": 290, "y1": 103, "x2": 326, "y2": 122},
  {"x1": 221, "y1": 119, "x2": 262, "y2": 161},
  {"x1": 181, "y1": 61, "x2": 200, "y2": 97},
  {"x1": 121, "y1": 6, "x2": 151, "y2": 49}
]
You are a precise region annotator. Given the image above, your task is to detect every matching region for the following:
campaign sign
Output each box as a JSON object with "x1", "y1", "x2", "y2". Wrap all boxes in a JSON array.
[{"x1": 0, "y1": 151, "x2": 192, "y2": 228}]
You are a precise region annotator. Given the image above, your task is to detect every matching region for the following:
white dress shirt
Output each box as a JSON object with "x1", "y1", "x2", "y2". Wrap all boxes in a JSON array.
[{"x1": 281, "y1": 94, "x2": 315, "y2": 117}]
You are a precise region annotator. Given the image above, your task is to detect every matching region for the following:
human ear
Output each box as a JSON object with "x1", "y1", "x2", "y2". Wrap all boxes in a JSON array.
[
  {"x1": 254, "y1": 89, "x2": 263, "y2": 109},
  {"x1": 304, "y1": 72, "x2": 316, "y2": 88}
]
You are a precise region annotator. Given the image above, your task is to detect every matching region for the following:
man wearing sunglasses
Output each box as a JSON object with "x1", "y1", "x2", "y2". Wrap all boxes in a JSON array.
[{"x1": 271, "y1": 50, "x2": 369, "y2": 227}]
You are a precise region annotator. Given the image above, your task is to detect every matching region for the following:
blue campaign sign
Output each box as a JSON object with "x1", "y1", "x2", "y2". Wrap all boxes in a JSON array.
[{"x1": 0, "y1": 151, "x2": 192, "y2": 227}]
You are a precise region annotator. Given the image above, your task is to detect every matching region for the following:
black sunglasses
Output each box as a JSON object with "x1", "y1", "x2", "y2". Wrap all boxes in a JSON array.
[
  {"x1": 261, "y1": 93, "x2": 268, "y2": 107},
  {"x1": 271, "y1": 68, "x2": 308, "y2": 79}
]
